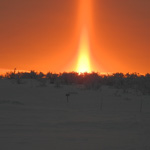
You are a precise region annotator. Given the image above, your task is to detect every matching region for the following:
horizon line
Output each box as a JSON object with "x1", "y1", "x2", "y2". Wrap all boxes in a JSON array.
[{"x1": 0, "y1": 68, "x2": 149, "y2": 76}]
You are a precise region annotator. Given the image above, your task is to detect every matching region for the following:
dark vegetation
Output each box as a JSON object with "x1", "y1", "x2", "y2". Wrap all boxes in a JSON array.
[{"x1": 1, "y1": 70, "x2": 150, "y2": 95}]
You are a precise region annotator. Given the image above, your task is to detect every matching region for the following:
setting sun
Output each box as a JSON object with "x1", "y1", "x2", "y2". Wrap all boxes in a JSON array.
[{"x1": 76, "y1": 28, "x2": 91, "y2": 73}]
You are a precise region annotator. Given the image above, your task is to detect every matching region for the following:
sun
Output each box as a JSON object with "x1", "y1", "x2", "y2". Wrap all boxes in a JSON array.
[{"x1": 76, "y1": 28, "x2": 91, "y2": 74}]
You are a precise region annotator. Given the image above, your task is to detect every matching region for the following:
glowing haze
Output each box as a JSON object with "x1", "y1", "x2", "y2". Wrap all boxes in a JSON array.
[{"x1": 0, "y1": 0, "x2": 149, "y2": 74}]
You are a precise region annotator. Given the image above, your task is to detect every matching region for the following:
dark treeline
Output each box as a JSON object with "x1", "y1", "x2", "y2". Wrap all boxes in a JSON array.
[{"x1": 0, "y1": 71, "x2": 150, "y2": 94}]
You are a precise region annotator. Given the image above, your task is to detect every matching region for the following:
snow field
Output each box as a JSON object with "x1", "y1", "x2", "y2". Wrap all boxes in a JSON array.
[{"x1": 0, "y1": 79, "x2": 150, "y2": 150}]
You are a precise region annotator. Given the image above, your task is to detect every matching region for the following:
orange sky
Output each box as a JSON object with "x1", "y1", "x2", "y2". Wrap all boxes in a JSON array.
[{"x1": 0, "y1": 0, "x2": 149, "y2": 74}]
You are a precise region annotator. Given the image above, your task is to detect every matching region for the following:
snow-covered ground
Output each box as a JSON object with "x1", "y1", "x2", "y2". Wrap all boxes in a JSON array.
[{"x1": 0, "y1": 79, "x2": 150, "y2": 150}]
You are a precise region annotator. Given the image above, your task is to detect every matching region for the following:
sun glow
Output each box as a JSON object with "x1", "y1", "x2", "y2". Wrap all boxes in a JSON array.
[{"x1": 76, "y1": 28, "x2": 91, "y2": 73}]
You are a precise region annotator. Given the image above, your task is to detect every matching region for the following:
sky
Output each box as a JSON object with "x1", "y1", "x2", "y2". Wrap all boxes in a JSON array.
[{"x1": 0, "y1": 0, "x2": 149, "y2": 74}]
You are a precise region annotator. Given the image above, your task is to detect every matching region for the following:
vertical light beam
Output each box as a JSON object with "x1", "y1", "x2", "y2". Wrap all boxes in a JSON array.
[{"x1": 76, "y1": 0, "x2": 93, "y2": 73}]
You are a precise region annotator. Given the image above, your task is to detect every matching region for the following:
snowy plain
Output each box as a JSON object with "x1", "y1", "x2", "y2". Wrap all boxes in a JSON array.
[{"x1": 0, "y1": 79, "x2": 150, "y2": 150}]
